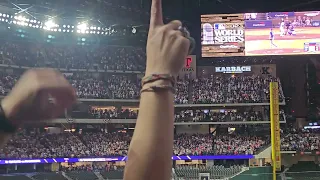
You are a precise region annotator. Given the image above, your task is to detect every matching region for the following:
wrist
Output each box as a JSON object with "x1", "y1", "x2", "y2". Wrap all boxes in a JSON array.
[
  {"x1": 142, "y1": 79, "x2": 173, "y2": 88},
  {"x1": 145, "y1": 69, "x2": 177, "y2": 77},
  {"x1": 141, "y1": 79, "x2": 175, "y2": 94}
]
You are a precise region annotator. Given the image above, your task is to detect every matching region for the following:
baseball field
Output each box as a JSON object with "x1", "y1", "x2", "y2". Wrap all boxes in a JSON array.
[{"x1": 245, "y1": 27, "x2": 320, "y2": 55}]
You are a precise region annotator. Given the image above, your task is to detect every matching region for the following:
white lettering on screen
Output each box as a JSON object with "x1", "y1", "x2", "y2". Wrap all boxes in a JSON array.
[
  {"x1": 220, "y1": 45, "x2": 238, "y2": 49},
  {"x1": 253, "y1": 24, "x2": 265, "y2": 27},
  {"x1": 215, "y1": 66, "x2": 251, "y2": 73},
  {"x1": 214, "y1": 29, "x2": 244, "y2": 43}
]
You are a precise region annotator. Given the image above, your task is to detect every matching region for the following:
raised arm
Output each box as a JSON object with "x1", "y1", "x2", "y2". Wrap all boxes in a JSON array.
[{"x1": 123, "y1": 0, "x2": 190, "y2": 179}]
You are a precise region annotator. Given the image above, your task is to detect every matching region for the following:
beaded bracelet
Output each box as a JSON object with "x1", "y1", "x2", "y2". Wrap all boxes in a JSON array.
[
  {"x1": 140, "y1": 84, "x2": 176, "y2": 94},
  {"x1": 141, "y1": 74, "x2": 176, "y2": 87}
]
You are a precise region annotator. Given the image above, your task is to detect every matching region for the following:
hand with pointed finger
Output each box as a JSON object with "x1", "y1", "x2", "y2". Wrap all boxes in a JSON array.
[
  {"x1": 145, "y1": 0, "x2": 190, "y2": 76},
  {"x1": 1, "y1": 69, "x2": 77, "y2": 125}
]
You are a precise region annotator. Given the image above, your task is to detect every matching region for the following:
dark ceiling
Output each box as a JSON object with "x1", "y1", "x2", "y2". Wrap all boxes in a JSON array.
[{"x1": 1, "y1": 0, "x2": 319, "y2": 26}]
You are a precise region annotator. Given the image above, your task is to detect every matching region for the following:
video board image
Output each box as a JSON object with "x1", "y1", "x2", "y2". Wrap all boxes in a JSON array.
[
  {"x1": 245, "y1": 11, "x2": 320, "y2": 56},
  {"x1": 201, "y1": 14, "x2": 245, "y2": 57}
]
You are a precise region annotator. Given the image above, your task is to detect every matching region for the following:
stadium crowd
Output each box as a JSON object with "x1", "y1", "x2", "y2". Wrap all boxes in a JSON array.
[
  {"x1": 0, "y1": 71, "x2": 283, "y2": 104},
  {"x1": 173, "y1": 134, "x2": 213, "y2": 155},
  {"x1": 0, "y1": 131, "x2": 271, "y2": 159},
  {"x1": 89, "y1": 108, "x2": 287, "y2": 123},
  {"x1": 174, "y1": 109, "x2": 264, "y2": 122},
  {"x1": 0, "y1": 41, "x2": 146, "y2": 71},
  {"x1": 9, "y1": 127, "x2": 318, "y2": 159},
  {"x1": 68, "y1": 73, "x2": 141, "y2": 99},
  {"x1": 281, "y1": 129, "x2": 320, "y2": 152},
  {"x1": 213, "y1": 135, "x2": 269, "y2": 155},
  {"x1": 9, "y1": 127, "x2": 320, "y2": 160},
  {"x1": 90, "y1": 108, "x2": 139, "y2": 119},
  {"x1": 0, "y1": 41, "x2": 285, "y2": 103},
  {"x1": 192, "y1": 75, "x2": 284, "y2": 104}
]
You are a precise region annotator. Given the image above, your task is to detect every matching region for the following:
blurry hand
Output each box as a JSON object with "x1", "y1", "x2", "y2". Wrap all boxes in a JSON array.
[
  {"x1": 1, "y1": 69, "x2": 76, "y2": 125},
  {"x1": 145, "y1": 0, "x2": 190, "y2": 76}
]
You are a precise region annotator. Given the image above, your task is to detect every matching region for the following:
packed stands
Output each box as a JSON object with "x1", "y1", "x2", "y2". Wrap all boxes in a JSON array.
[
  {"x1": 0, "y1": 42, "x2": 146, "y2": 71},
  {"x1": 174, "y1": 109, "x2": 264, "y2": 122},
  {"x1": 0, "y1": 16, "x2": 292, "y2": 180},
  {"x1": 90, "y1": 108, "x2": 138, "y2": 119},
  {"x1": 88, "y1": 108, "x2": 286, "y2": 123},
  {"x1": 65, "y1": 73, "x2": 285, "y2": 103},
  {"x1": 68, "y1": 73, "x2": 141, "y2": 99},
  {"x1": 173, "y1": 134, "x2": 213, "y2": 155},
  {"x1": 0, "y1": 71, "x2": 284, "y2": 104},
  {"x1": 175, "y1": 77, "x2": 190, "y2": 104},
  {"x1": 0, "y1": 40, "x2": 285, "y2": 103},
  {"x1": 213, "y1": 134, "x2": 269, "y2": 155},
  {"x1": 0, "y1": 131, "x2": 272, "y2": 159},
  {"x1": 191, "y1": 75, "x2": 284, "y2": 104},
  {"x1": 281, "y1": 129, "x2": 320, "y2": 152}
]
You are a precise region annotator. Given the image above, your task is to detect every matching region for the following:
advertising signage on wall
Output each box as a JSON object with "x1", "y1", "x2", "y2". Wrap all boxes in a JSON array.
[
  {"x1": 215, "y1": 66, "x2": 251, "y2": 73},
  {"x1": 179, "y1": 55, "x2": 197, "y2": 78},
  {"x1": 201, "y1": 11, "x2": 320, "y2": 57}
]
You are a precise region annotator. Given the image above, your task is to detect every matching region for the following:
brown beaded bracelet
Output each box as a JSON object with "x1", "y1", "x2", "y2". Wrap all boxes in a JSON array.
[
  {"x1": 140, "y1": 84, "x2": 176, "y2": 94},
  {"x1": 141, "y1": 74, "x2": 176, "y2": 87}
]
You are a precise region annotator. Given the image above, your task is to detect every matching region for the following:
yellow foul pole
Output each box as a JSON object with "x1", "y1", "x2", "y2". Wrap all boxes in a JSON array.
[{"x1": 270, "y1": 82, "x2": 281, "y2": 180}]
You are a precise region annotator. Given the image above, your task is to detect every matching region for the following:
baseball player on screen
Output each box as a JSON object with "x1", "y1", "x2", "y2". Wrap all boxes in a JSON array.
[
  {"x1": 280, "y1": 19, "x2": 285, "y2": 36},
  {"x1": 287, "y1": 23, "x2": 296, "y2": 36},
  {"x1": 269, "y1": 28, "x2": 278, "y2": 48}
]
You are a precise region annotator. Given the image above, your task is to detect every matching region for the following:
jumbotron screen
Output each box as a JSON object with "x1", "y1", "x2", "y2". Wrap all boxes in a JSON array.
[{"x1": 201, "y1": 11, "x2": 320, "y2": 57}]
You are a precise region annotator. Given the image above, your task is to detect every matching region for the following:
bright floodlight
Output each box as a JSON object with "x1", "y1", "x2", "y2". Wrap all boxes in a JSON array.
[
  {"x1": 45, "y1": 20, "x2": 57, "y2": 29},
  {"x1": 77, "y1": 23, "x2": 87, "y2": 30},
  {"x1": 132, "y1": 27, "x2": 137, "y2": 34}
]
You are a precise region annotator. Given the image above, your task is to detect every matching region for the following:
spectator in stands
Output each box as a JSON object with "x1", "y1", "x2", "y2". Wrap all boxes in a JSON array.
[
  {"x1": 214, "y1": 134, "x2": 268, "y2": 155},
  {"x1": 281, "y1": 129, "x2": 320, "y2": 151},
  {"x1": 0, "y1": 41, "x2": 146, "y2": 71},
  {"x1": 175, "y1": 109, "x2": 264, "y2": 122},
  {"x1": 0, "y1": 129, "x2": 270, "y2": 159},
  {"x1": 192, "y1": 75, "x2": 284, "y2": 104},
  {"x1": 90, "y1": 108, "x2": 138, "y2": 119},
  {"x1": 0, "y1": 70, "x2": 285, "y2": 104},
  {"x1": 174, "y1": 134, "x2": 213, "y2": 155},
  {"x1": 86, "y1": 108, "x2": 268, "y2": 123}
]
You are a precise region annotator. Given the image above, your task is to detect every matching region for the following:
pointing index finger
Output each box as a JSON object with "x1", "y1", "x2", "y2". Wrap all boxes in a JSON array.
[{"x1": 150, "y1": 0, "x2": 163, "y2": 29}]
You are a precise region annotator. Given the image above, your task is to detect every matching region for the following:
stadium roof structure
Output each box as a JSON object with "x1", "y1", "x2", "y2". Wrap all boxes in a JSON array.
[
  {"x1": 0, "y1": 0, "x2": 150, "y2": 27},
  {"x1": 0, "y1": 0, "x2": 319, "y2": 24}
]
